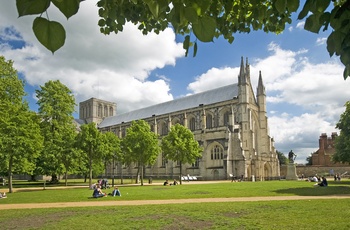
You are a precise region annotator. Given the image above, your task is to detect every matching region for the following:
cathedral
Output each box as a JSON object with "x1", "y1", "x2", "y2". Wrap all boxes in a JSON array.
[{"x1": 78, "y1": 58, "x2": 280, "y2": 181}]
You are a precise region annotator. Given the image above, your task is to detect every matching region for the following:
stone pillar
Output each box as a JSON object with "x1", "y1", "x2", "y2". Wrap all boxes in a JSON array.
[{"x1": 286, "y1": 163, "x2": 298, "y2": 180}]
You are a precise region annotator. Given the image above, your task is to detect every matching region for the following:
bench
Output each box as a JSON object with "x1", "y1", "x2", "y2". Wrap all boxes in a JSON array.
[
  {"x1": 229, "y1": 174, "x2": 238, "y2": 182},
  {"x1": 181, "y1": 174, "x2": 198, "y2": 181}
]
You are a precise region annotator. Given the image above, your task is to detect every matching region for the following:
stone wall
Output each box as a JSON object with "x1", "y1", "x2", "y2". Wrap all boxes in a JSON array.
[{"x1": 280, "y1": 165, "x2": 350, "y2": 178}]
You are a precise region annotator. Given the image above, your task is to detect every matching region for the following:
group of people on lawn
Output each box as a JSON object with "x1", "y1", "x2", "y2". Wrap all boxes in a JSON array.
[
  {"x1": 93, "y1": 178, "x2": 179, "y2": 198},
  {"x1": 308, "y1": 175, "x2": 328, "y2": 187},
  {"x1": 92, "y1": 185, "x2": 121, "y2": 198},
  {"x1": 163, "y1": 179, "x2": 178, "y2": 186}
]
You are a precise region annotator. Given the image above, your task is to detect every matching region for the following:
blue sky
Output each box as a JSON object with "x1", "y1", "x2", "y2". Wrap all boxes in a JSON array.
[{"x1": 1, "y1": 1, "x2": 350, "y2": 163}]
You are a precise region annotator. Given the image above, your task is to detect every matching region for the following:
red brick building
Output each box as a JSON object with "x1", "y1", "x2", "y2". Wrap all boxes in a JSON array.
[{"x1": 311, "y1": 132, "x2": 345, "y2": 166}]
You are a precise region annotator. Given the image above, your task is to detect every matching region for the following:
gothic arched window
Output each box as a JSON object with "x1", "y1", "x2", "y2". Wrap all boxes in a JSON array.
[
  {"x1": 161, "y1": 121, "x2": 167, "y2": 135},
  {"x1": 189, "y1": 117, "x2": 196, "y2": 131},
  {"x1": 104, "y1": 106, "x2": 108, "y2": 117},
  {"x1": 192, "y1": 157, "x2": 200, "y2": 167},
  {"x1": 98, "y1": 104, "x2": 102, "y2": 117},
  {"x1": 224, "y1": 111, "x2": 230, "y2": 126},
  {"x1": 211, "y1": 145, "x2": 223, "y2": 160},
  {"x1": 206, "y1": 114, "x2": 213, "y2": 129}
]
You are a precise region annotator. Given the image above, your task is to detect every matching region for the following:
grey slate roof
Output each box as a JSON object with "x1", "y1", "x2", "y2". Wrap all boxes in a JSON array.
[
  {"x1": 98, "y1": 83, "x2": 238, "y2": 128},
  {"x1": 74, "y1": 119, "x2": 86, "y2": 125}
]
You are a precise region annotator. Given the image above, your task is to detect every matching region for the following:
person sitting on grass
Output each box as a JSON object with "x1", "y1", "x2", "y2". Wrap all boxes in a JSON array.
[
  {"x1": 92, "y1": 185, "x2": 106, "y2": 198},
  {"x1": 163, "y1": 179, "x2": 169, "y2": 186},
  {"x1": 170, "y1": 179, "x2": 178, "y2": 186},
  {"x1": 308, "y1": 176, "x2": 318, "y2": 182},
  {"x1": 109, "y1": 186, "x2": 121, "y2": 197},
  {"x1": 0, "y1": 192, "x2": 6, "y2": 198},
  {"x1": 316, "y1": 176, "x2": 328, "y2": 187}
]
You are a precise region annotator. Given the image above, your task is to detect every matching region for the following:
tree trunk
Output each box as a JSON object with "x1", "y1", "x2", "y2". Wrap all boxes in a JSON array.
[
  {"x1": 140, "y1": 165, "x2": 144, "y2": 186},
  {"x1": 104, "y1": 160, "x2": 108, "y2": 177},
  {"x1": 121, "y1": 163, "x2": 123, "y2": 184},
  {"x1": 89, "y1": 157, "x2": 93, "y2": 188},
  {"x1": 112, "y1": 157, "x2": 115, "y2": 187},
  {"x1": 8, "y1": 156, "x2": 13, "y2": 193},
  {"x1": 136, "y1": 165, "x2": 140, "y2": 184},
  {"x1": 51, "y1": 174, "x2": 58, "y2": 183},
  {"x1": 65, "y1": 171, "x2": 68, "y2": 186},
  {"x1": 180, "y1": 162, "x2": 182, "y2": 185},
  {"x1": 30, "y1": 175, "x2": 36, "y2": 181}
]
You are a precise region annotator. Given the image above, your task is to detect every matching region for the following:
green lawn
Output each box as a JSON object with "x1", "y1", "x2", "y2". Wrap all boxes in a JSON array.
[
  {"x1": 1, "y1": 179, "x2": 350, "y2": 229},
  {"x1": 1, "y1": 179, "x2": 350, "y2": 204}
]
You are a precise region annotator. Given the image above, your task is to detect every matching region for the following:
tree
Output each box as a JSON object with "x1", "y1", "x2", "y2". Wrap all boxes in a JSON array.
[
  {"x1": 0, "y1": 56, "x2": 43, "y2": 193},
  {"x1": 14, "y1": 0, "x2": 350, "y2": 78},
  {"x1": 161, "y1": 124, "x2": 202, "y2": 184},
  {"x1": 59, "y1": 129, "x2": 80, "y2": 186},
  {"x1": 121, "y1": 120, "x2": 161, "y2": 186},
  {"x1": 306, "y1": 154, "x2": 313, "y2": 165},
  {"x1": 76, "y1": 122, "x2": 104, "y2": 187},
  {"x1": 333, "y1": 101, "x2": 350, "y2": 163},
  {"x1": 276, "y1": 150, "x2": 287, "y2": 165},
  {"x1": 36, "y1": 80, "x2": 77, "y2": 183},
  {"x1": 100, "y1": 131, "x2": 122, "y2": 186}
]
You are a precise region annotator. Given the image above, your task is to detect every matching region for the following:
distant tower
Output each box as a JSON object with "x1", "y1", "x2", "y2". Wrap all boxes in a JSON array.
[{"x1": 79, "y1": 98, "x2": 116, "y2": 125}]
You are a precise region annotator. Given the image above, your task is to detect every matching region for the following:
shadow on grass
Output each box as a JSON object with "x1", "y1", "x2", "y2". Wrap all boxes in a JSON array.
[{"x1": 274, "y1": 183, "x2": 350, "y2": 196}]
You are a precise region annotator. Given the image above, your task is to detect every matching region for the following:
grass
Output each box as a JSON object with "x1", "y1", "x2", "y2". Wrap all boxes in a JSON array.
[
  {"x1": 1, "y1": 179, "x2": 350, "y2": 229},
  {"x1": 1, "y1": 179, "x2": 350, "y2": 204},
  {"x1": 2, "y1": 200, "x2": 350, "y2": 229}
]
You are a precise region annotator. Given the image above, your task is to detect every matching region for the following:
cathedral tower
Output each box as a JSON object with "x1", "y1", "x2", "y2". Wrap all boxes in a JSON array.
[{"x1": 79, "y1": 98, "x2": 116, "y2": 125}]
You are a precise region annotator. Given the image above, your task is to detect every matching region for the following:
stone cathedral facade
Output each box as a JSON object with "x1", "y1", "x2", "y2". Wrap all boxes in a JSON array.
[{"x1": 78, "y1": 58, "x2": 280, "y2": 181}]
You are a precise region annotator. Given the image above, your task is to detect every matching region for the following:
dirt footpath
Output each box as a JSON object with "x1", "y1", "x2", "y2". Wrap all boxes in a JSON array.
[{"x1": 1, "y1": 195, "x2": 350, "y2": 210}]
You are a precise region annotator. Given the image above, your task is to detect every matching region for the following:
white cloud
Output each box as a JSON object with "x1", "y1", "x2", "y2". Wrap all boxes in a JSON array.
[
  {"x1": 0, "y1": 1, "x2": 183, "y2": 114},
  {"x1": 316, "y1": 37, "x2": 327, "y2": 46},
  {"x1": 296, "y1": 21, "x2": 305, "y2": 29},
  {"x1": 268, "y1": 112, "x2": 336, "y2": 163},
  {"x1": 187, "y1": 67, "x2": 238, "y2": 93}
]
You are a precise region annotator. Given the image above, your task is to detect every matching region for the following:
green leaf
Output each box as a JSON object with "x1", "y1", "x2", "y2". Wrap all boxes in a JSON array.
[
  {"x1": 52, "y1": 0, "x2": 80, "y2": 19},
  {"x1": 343, "y1": 65, "x2": 350, "y2": 80},
  {"x1": 304, "y1": 14, "x2": 322, "y2": 33},
  {"x1": 297, "y1": 0, "x2": 312, "y2": 19},
  {"x1": 320, "y1": 12, "x2": 331, "y2": 31},
  {"x1": 16, "y1": 0, "x2": 50, "y2": 17},
  {"x1": 192, "y1": 16, "x2": 216, "y2": 43},
  {"x1": 193, "y1": 41, "x2": 197, "y2": 57},
  {"x1": 286, "y1": 0, "x2": 300, "y2": 12},
  {"x1": 340, "y1": 48, "x2": 350, "y2": 67},
  {"x1": 98, "y1": 19, "x2": 106, "y2": 27},
  {"x1": 184, "y1": 6, "x2": 198, "y2": 24},
  {"x1": 315, "y1": 0, "x2": 331, "y2": 13},
  {"x1": 32, "y1": 17, "x2": 66, "y2": 54},
  {"x1": 333, "y1": 31, "x2": 346, "y2": 56},
  {"x1": 197, "y1": 0, "x2": 211, "y2": 13},
  {"x1": 275, "y1": 0, "x2": 287, "y2": 14},
  {"x1": 183, "y1": 35, "x2": 190, "y2": 57},
  {"x1": 327, "y1": 32, "x2": 336, "y2": 57},
  {"x1": 145, "y1": 1, "x2": 159, "y2": 19}
]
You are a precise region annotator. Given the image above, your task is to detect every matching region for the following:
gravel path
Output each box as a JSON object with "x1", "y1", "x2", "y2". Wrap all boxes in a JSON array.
[{"x1": 1, "y1": 195, "x2": 350, "y2": 210}]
